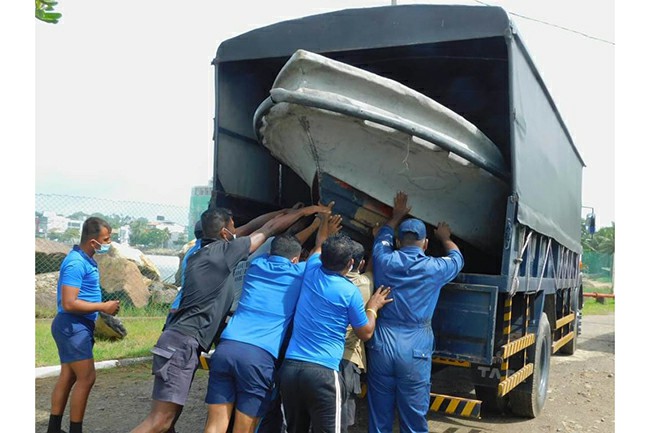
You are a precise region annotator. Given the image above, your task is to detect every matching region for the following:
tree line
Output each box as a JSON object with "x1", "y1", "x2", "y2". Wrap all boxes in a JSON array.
[
  {"x1": 40, "y1": 212, "x2": 187, "y2": 250},
  {"x1": 581, "y1": 219, "x2": 615, "y2": 255}
]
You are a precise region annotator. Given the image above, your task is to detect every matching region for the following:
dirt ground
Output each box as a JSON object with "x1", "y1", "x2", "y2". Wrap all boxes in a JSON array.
[{"x1": 35, "y1": 314, "x2": 615, "y2": 433}]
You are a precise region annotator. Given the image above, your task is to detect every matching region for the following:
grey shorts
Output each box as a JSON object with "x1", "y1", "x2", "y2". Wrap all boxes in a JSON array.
[{"x1": 151, "y1": 329, "x2": 201, "y2": 406}]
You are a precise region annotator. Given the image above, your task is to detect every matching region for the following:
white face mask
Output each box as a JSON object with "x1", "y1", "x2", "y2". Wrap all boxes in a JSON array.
[
  {"x1": 224, "y1": 228, "x2": 237, "y2": 241},
  {"x1": 92, "y1": 239, "x2": 111, "y2": 254}
]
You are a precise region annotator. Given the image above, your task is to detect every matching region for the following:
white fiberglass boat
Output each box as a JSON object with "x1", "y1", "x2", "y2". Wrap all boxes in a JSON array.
[{"x1": 254, "y1": 50, "x2": 510, "y2": 253}]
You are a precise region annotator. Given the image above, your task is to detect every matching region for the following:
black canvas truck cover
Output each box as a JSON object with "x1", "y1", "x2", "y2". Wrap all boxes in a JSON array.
[{"x1": 212, "y1": 4, "x2": 585, "y2": 254}]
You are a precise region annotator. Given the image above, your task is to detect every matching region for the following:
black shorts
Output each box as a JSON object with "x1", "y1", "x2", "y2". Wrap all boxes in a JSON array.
[{"x1": 280, "y1": 359, "x2": 344, "y2": 433}]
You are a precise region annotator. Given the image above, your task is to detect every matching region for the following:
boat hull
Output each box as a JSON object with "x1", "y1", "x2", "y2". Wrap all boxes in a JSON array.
[{"x1": 255, "y1": 50, "x2": 510, "y2": 253}]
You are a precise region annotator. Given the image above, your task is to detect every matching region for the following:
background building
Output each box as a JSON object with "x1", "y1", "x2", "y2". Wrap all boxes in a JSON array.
[{"x1": 188, "y1": 180, "x2": 212, "y2": 240}]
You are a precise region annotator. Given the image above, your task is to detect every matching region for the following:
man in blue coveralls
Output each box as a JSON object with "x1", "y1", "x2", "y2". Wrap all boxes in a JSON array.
[{"x1": 367, "y1": 191, "x2": 464, "y2": 433}]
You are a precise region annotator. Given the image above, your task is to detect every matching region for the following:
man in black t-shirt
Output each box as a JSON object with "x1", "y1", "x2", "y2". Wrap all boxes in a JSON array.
[{"x1": 130, "y1": 205, "x2": 329, "y2": 433}]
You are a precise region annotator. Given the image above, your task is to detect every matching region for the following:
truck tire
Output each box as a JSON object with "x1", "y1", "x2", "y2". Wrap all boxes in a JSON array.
[
  {"x1": 475, "y1": 385, "x2": 508, "y2": 414},
  {"x1": 509, "y1": 312, "x2": 551, "y2": 418}
]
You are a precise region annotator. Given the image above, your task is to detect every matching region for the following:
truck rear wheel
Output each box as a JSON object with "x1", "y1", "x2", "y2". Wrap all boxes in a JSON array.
[{"x1": 509, "y1": 312, "x2": 551, "y2": 418}]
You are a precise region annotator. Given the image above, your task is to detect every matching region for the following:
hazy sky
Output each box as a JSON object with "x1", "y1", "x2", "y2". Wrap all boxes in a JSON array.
[{"x1": 34, "y1": 0, "x2": 614, "y2": 226}]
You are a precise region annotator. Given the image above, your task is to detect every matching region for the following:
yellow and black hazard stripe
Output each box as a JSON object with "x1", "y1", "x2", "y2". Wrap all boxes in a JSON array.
[
  {"x1": 501, "y1": 334, "x2": 536, "y2": 359},
  {"x1": 500, "y1": 297, "x2": 513, "y2": 380},
  {"x1": 498, "y1": 363, "x2": 533, "y2": 396},
  {"x1": 429, "y1": 393, "x2": 481, "y2": 419},
  {"x1": 502, "y1": 297, "x2": 513, "y2": 337}
]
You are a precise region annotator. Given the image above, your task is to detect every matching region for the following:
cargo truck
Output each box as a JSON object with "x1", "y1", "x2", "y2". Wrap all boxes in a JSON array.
[{"x1": 208, "y1": 4, "x2": 584, "y2": 418}]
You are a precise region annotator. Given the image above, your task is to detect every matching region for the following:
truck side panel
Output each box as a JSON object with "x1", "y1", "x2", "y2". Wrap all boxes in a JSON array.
[{"x1": 433, "y1": 283, "x2": 499, "y2": 365}]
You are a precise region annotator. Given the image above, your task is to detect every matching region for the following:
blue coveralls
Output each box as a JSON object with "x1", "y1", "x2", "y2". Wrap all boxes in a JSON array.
[{"x1": 368, "y1": 225, "x2": 464, "y2": 433}]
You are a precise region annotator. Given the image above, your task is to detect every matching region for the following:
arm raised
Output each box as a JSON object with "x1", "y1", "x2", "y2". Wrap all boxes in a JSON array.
[{"x1": 248, "y1": 204, "x2": 331, "y2": 253}]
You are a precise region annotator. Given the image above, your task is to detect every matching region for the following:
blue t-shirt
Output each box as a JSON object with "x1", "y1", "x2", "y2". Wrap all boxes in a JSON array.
[
  {"x1": 284, "y1": 254, "x2": 368, "y2": 371},
  {"x1": 57, "y1": 246, "x2": 102, "y2": 321},
  {"x1": 225, "y1": 236, "x2": 274, "y2": 314},
  {"x1": 372, "y1": 225, "x2": 464, "y2": 325},
  {"x1": 221, "y1": 253, "x2": 306, "y2": 358}
]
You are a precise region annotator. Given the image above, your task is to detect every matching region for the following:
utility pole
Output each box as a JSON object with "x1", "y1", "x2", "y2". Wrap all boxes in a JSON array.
[{"x1": 391, "y1": 1, "x2": 398, "y2": 5}]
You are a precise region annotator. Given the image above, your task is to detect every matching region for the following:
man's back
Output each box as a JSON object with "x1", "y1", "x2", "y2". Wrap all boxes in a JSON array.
[
  {"x1": 373, "y1": 240, "x2": 463, "y2": 324},
  {"x1": 285, "y1": 254, "x2": 367, "y2": 371},
  {"x1": 221, "y1": 253, "x2": 305, "y2": 358},
  {"x1": 166, "y1": 236, "x2": 250, "y2": 351}
]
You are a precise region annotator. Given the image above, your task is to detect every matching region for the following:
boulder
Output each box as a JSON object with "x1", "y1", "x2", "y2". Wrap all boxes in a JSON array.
[
  {"x1": 95, "y1": 255, "x2": 151, "y2": 308},
  {"x1": 173, "y1": 239, "x2": 197, "y2": 286},
  {"x1": 35, "y1": 271, "x2": 59, "y2": 314},
  {"x1": 106, "y1": 242, "x2": 162, "y2": 281},
  {"x1": 94, "y1": 312, "x2": 127, "y2": 340},
  {"x1": 149, "y1": 288, "x2": 180, "y2": 306},
  {"x1": 35, "y1": 238, "x2": 70, "y2": 274},
  {"x1": 148, "y1": 280, "x2": 180, "y2": 306}
]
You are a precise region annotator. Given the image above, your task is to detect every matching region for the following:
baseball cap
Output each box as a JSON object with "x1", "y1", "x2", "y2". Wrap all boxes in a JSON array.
[{"x1": 398, "y1": 218, "x2": 426, "y2": 240}]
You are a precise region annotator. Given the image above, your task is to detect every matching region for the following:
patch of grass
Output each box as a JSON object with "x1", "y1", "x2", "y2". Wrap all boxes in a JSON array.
[
  {"x1": 582, "y1": 277, "x2": 614, "y2": 294},
  {"x1": 118, "y1": 305, "x2": 172, "y2": 318},
  {"x1": 36, "y1": 316, "x2": 166, "y2": 367},
  {"x1": 35, "y1": 305, "x2": 173, "y2": 319},
  {"x1": 35, "y1": 306, "x2": 57, "y2": 319},
  {"x1": 591, "y1": 276, "x2": 613, "y2": 283},
  {"x1": 582, "y1": 297, "x2": 615, "y2": 315}
]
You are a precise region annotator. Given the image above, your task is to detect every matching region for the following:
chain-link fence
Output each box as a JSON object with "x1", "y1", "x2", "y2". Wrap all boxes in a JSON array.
[
  {"x1": 35, "y1": 193, "x2": 194, "y2": 318},
  {"x1": 582, "y1": 251, "x2": 615, "y2": 294}
]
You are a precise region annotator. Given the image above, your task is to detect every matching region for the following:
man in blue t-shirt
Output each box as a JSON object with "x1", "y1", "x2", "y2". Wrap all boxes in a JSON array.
[
  {"x1": 46, "y1": 217, "x2": 121, "y2": 433},
  {"x1": 367, "y1": 192, "x2": 464, "y2": 433},
  {"x1": 203, "y1": 234, "x2": 307, "y2": 433},
  {"x1": 280, "y1": 233, "x2": 393, "y2": 433}
]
